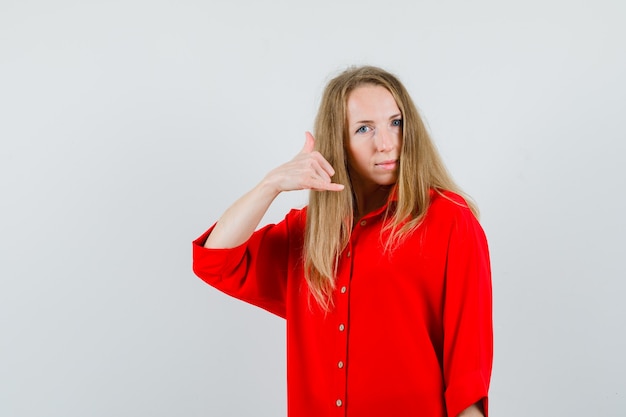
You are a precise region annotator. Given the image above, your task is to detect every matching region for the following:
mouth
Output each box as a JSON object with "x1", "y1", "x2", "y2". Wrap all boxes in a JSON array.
[{"x1": 375, "y1": 159, "x2": 398, "y2": 170}]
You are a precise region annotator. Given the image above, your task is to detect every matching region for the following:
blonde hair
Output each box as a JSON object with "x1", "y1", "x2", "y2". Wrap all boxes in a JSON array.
[{"x1": 304, "y1": 65, "x2": 477, "y2": 310}]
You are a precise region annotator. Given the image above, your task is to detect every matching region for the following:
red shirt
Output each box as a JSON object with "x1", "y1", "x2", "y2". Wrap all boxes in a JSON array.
[{"x1": 193, "y1": 191, "x2": 492, "y2": 417}]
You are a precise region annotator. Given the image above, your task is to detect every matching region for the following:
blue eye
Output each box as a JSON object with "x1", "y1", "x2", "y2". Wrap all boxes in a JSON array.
[
  {"x1": 356, "y1": 125, "x2": 370, "y2": 134},
  {"x1": 392, "y1": 119, "x2": 403, "y2": 127}
]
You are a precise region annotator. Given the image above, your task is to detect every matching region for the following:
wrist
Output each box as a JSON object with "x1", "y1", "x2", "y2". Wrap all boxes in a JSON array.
[{"x1": 255, "y1": 176, "x2": 282, "y2": 201}]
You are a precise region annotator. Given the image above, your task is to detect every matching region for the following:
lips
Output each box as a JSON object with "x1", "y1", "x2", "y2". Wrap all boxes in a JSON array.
[{"x1": 375, "y1": 159, "x2": 398, "y2": 170}]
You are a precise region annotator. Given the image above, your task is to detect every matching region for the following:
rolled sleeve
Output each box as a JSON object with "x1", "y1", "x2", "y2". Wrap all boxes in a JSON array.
[
  {"x1": 192, "y1": 210, "x2": 304, "y2": 319},
  {"x1": 192, "y1": 225, "x2": 249, "y2": 278}
]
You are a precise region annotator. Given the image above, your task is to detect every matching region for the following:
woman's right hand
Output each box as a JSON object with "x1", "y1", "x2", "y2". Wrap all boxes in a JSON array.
[
  {"x1": 262, "y1": 132, "x2": 345, "y2": 194},
  {"x1": 204, "y1": 132, "x2": 343, "y2": 249}
]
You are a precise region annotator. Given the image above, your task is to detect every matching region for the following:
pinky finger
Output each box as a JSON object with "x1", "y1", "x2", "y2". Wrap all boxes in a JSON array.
[{"x1": 311, "y1": 181, "x2": 345, "y2": 192}]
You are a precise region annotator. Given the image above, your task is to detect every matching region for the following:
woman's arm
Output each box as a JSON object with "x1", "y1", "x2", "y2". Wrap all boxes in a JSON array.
[
  {"x1": 440, "y1": 195, "x2": 493, "y2": 417},
  {"x1": 204, "y1": 132, "x2": 343, "y2": 249},
  {"x1": 458, "y1": 402, "x2": 484, "y2": 417}
]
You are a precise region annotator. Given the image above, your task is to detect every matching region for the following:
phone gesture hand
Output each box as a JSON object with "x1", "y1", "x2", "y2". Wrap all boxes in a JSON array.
[{"x1": 264, "y1": 132, "x2": 345, "y2": 193}]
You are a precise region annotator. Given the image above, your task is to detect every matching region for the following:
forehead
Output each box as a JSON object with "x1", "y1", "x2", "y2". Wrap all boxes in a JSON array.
[{"x1": 346, "y1": 84, "x2": 400, "y2": 121}]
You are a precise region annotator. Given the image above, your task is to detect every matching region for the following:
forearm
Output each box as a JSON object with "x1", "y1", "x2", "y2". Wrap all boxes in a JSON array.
[
  {"x1": 204, "y1": 180, "x2": 279, "y2": 249},
  {"x1": 457, "y1": 402, "x2": 484, "y2": 417}
]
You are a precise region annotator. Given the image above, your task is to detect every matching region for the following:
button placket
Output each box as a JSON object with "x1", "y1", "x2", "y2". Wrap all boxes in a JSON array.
[
  {"x1": 335, "y1": 287, "x2": 348, "y2": 411},
  {"x1": 332, "y1": 244, "x2": 352, "y2": 415},
  {"x1": 332, "y1": 212, "x2": 378, "y2": 414}
]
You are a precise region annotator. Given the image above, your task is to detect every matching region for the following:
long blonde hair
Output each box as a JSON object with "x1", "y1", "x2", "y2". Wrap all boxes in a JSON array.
[{"x1": 304, "y1": 65, "x2": 476, "y2": 309}]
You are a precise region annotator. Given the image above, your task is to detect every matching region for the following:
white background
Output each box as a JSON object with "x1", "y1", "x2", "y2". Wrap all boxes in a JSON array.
[{"x1": 1, "y1": 0, "x2": 625, "y2": 416}]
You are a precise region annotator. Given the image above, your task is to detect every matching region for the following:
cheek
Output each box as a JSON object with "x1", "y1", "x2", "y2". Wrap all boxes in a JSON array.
[
  {"x1": 346, "y1": 151, "x2": 366, "y2": 176},
  {"x1": 346, "y1": 139, "x2": 363, "y2": 161},
  {"x1": 347, "y1": 144, "x2": 369, "y2": 165},
  {"x1": 396, "y1": 130, "x2": 403, "y2": 146}
]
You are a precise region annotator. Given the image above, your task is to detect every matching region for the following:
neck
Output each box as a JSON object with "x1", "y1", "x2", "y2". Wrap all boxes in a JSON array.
[{"x1": 352, "y1": 185, "x2": 393, "y2": 220}]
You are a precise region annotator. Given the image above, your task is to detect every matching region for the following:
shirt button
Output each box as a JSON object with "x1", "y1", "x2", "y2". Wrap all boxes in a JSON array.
[
  {"x1": 338, "y1": 361, "x2": 344, "y2": 368},
  {"x1": 339, "y1": 324, "x2": 345, "y2": 331},
  {"x1": 336, "y1": 399, "x2": 343, "y2": 407},
  {"x1": 346, "y1": 251, "x2": 351, "y2": 257},
  {"x1": 340, "y1": 286, "x2": 347, "y2": 294},
  {"x1": 360, "y1": 220, "x2": 367, "y2": 226}
]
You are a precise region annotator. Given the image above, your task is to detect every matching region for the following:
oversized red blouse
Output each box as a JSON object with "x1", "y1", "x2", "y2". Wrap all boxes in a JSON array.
[{"x1": 192, "y1": 191, "x2": 492, "y2": 417}]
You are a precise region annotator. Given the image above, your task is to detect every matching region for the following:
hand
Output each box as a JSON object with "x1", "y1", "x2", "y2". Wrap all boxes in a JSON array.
[
  {"x1": 204, "y1": 132, "x2": 344, "y2": 249},
  {"x1": 262, "y1": 132, "x2": 345, "y2": 194}
]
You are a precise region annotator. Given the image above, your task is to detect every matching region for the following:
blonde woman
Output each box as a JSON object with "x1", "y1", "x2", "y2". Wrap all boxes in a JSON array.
[{"x1": 193, "y1": 66, "x2": 492, "y2": 417}]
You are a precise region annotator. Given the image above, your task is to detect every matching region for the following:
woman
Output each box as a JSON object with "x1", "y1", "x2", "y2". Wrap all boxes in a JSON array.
[{"x1": 193, "y1": 66, "x2": 492, "y2": 417}]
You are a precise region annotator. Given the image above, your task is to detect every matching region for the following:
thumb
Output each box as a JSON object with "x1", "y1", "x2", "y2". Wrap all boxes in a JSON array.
[{"x1": 301, "y1": 131, "x2": 316, "y2": 154}]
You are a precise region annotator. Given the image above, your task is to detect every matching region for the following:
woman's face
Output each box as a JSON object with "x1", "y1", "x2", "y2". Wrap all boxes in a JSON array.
[{"x1": 345, "y1": 84, "x2": 402, "y2": 193}]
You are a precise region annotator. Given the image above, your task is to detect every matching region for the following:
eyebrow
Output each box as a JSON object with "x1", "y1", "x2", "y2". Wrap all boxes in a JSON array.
[{"x1": 351, "y1": 113, "x2": 403, "y2": 126}]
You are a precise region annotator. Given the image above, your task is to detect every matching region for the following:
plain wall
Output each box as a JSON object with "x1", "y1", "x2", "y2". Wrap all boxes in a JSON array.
[{"x1": 1, "y1": 0, "x2": 625, "y2": 416}]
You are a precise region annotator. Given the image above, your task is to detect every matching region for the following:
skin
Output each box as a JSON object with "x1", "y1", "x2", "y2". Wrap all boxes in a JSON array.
[
  {"x1": 203, "y1": 84, "x2": 485, "y2": 417},
  {"x1": 345, "y1": 84, "x2": 402, "y2": 218},
  {"x1": 458, "y1": 403, "x2": 485, "y2": 417}
]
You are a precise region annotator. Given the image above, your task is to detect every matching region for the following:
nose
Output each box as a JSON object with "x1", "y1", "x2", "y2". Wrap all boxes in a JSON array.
[{"x1": 374, "y1": 128, "x2": 392, "y2": 152}]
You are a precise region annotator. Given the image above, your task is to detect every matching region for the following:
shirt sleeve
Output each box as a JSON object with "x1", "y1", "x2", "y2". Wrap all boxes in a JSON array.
[
  {"x1": 192, "y1": 209, "x2": 304, "y2": 319},
  {"x1": 442, "y1": 203, "x2": 493, "y2": 417}
]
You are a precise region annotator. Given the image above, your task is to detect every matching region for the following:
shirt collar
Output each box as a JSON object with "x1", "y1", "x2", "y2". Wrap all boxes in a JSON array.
[{"x1": 359, "y1": 185, "x2": 398, "y2": 221}]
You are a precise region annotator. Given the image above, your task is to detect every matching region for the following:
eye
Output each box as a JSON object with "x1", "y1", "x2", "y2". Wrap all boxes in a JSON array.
[
  {"x1": 391, "y1": 119, "x2": 403, "y2": 127},
  {"x1": 356, "y1": 125, "x2": 371, "y2": 134}
]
